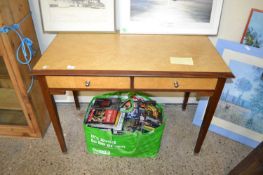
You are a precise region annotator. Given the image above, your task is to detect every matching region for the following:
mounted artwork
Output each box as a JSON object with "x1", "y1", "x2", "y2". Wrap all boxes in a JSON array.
[
  {"x1": 193, "y1": 39, "x2": 263, "y2": 148},
  {"x1": 40, "y1": 0, "x2": 115, "y2": 32},
  {"x1": 119, "y1": 0, "x2": 223, "y2": 34},
  {"x1": 241, "y1": 9, "x2": 263, "y2": 48}
]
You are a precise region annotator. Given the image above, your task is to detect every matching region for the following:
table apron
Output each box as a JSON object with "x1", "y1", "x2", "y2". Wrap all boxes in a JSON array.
[{"x1": 44, "y1": 76, "x2": 217, "y2": 96}]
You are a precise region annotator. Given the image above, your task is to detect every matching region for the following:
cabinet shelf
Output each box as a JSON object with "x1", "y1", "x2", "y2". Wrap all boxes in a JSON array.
[
  {"x1": 0, "y1": 88, "x2": 22, "y2": 110},
  {"x1": 0, "y1": 110, "x2": 27, "y2": 126}
]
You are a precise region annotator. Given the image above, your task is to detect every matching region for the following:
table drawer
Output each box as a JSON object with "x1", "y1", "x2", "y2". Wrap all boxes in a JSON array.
[
  {"x1": 134, "y1": 77, "x2": 217, "y2": 90},
  {"x1": 46, "y1": 76, "x2": 130, "y2": 89}
]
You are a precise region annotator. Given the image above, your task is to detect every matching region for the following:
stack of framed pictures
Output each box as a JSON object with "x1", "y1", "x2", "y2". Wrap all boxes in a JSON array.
[
  {"x1": 40, "y1": 0, "x2": 225, "y2": 35},
  {"x1": 193, "y1": 39, "x2": 263, "y2": 148}
]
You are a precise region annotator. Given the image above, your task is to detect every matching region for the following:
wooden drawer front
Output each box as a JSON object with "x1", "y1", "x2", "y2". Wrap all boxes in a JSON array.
[
  {"x1": 46, "y1": 76, "x2": 130, "y2": 89},
  {"x1": 134, "y1": 77, "x2": 217, "y2": 90}
]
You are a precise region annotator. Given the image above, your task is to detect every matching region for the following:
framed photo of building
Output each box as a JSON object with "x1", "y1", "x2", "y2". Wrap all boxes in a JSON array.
[
  {"x1": 193, "y1": 39, "x2": 263, "y2": 148},
  {"x1": 119, "y1": 0, "x2": 223, "y2": 34},
  {"x1": 40, "y1": 0, "x2": 115, "y2": 32},
  {"x1": 241, "y1": 8, "x2": 263, "y2": 48}
]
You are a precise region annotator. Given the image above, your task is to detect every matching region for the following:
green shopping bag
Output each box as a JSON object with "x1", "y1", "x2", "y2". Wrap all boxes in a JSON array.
[{"x1": 83, "y1": 91, "x2": 166, "y2": 158}]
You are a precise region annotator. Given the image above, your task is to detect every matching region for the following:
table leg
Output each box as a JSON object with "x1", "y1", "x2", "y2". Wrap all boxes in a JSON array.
[
  {"x1": 194, "y1": 78, "x2": 226, "y2": 153},
  {"x1": 38, "y1": 76, "x2": 67, "y2": 152},
  {"x1": 72, "y1": 91, "x2": 80, "y2": 110},
  {"x1": 182, "y1": 92, "x2": 190, "y2": 111}
]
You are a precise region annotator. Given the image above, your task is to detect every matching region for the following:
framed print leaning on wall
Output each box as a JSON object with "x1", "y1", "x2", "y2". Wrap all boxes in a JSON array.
[
  {"x1": 241, "y1": 8, "x2": 263, "y2": 48},
  {"x1": 119, "y1": 0, "x2": 223, "y2": 34},
  {"x1": 193, "y1": 39, "x2": 263, "y2": 148},
  {"x1": 40, "y1": 0, "x2": 115, "y2": 32}
]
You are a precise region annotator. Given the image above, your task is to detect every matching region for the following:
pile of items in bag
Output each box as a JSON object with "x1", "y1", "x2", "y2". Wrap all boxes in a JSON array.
[{"x1": 85, "y1": 97, "x2": 163, "y2": 134}]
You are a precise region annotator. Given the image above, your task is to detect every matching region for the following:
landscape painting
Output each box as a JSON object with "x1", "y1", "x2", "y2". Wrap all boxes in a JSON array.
[
  {"x1": 119, "y1": 0, "x2": 223, "y2": 34},
  {"x1": 131, "y1": 0, "x2": 213, "y2": 23},
  {"x1": 193, "y1": 39, "x2": 263, "y2": 148},
  {"x1": 40, "y1": 0, "x2": 115, "y2": 31},
  {"x1": 216, "y1": 60, "x2": 263, "y2": 134},
  {"x1": 241, "y1": 9, "x2": 263, "y2": 48}
]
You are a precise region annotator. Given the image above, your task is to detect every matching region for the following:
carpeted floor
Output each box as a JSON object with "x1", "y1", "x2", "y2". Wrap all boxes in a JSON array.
[{"x1": 0, "y1": 104, "x2": 252, "y2": 175}]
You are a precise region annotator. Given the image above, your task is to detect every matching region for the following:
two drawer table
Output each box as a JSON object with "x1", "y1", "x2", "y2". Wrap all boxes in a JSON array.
[{"x1": 33, "y1": 34, "x2": 234, "y2": 153}]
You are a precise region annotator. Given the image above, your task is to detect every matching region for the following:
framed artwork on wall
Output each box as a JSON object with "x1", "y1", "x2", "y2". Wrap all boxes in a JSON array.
[
  {"x1": 193, "y1": 39, "x2": 263, "y2": 148},
  {"x1": 119, "y1": 0, "x2": 224, "y2": 34},
  {"x1": 40, "y1": 0, "x2": 115, "y2": 32},
  {"x1": 241, "y1": 8, "x2": 263, "y2": 48}
]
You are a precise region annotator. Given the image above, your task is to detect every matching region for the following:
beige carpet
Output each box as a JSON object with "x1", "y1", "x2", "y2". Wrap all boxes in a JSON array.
[{"x1": 0, "y1": 104, "x2": 252, "y2": 175}]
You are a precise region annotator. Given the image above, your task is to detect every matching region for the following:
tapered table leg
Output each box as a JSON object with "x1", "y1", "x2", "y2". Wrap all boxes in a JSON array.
[
  {"x1": 38, "y1": 76, "x2": 67, "y2": 152},
  {"x1": 72, "y1": 91, "x2": 80, "y2": 110},
  {"x1": 182, "y1": 92, "x2": 190, "y2": 111},
  {"x1": 194, "y1": 78, "x2": 226, "y2": 153}
]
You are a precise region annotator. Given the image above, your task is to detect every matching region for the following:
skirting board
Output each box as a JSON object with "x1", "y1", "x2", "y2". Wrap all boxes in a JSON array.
[{"x1": 54, "y1": 92, "x2": 197, "y2": 104}]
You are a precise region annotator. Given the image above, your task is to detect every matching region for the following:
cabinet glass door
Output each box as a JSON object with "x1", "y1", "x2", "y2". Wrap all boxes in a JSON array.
[{"x1": 0, "y1": 56, "x2": 27, "y2": 125}]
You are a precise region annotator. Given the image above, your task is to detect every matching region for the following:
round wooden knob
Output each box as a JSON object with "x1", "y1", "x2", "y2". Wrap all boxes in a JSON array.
[
  {"x1": 174, "y1": 81, "x2": 179, "y2": 88},
  {"x1": 85, "y1": 80, "x2": 90, "y2": 87}
]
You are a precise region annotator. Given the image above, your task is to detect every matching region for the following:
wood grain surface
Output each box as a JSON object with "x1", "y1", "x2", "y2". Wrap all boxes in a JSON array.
[
  {"x1": 134, "y1": 77, "x2": 217, "y2": 90},
  {"x1": 33, "y1": 34, "x2": 233, "y2": 78},
  {"x1": 46, "y1": 76, "x2": 131, "y2": 89}
]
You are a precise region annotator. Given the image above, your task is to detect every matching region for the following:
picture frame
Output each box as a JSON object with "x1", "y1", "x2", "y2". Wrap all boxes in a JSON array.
[
  {"x1": 119, "y1": 0, "x2": 223, "y2": 35},
  {"x1": 193, "y1": 39, "x2": 263, "y2": 148},
  {"x1": 40, "y1": 0, "x2": 115, "y2": 32},
  {"x1": 241, "y1": 8, "x2": 263, "y2": 48}
]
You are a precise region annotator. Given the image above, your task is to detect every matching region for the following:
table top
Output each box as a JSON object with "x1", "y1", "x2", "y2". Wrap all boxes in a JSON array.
[{"x1": 33, "y1": 34, "x2": 233, "y2": 78}]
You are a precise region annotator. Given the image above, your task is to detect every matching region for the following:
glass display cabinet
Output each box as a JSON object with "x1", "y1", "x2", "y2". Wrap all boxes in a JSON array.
[{"x1": 0, "y1": 0, "x2": 50, "y2": 137}]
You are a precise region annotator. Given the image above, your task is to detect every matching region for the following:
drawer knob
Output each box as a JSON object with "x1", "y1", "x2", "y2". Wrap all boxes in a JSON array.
[
  {"x1": 174, "y1": 81, "x2": 179, "y2": 88},
  {"x1": 85, "y1": 80, "x2": 91, "y2": 87}
]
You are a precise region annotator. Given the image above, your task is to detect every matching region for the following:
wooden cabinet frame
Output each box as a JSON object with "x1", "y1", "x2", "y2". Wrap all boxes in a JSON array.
[{"x1": 0, "y1": 0, "x2": 50, "y2": 137}]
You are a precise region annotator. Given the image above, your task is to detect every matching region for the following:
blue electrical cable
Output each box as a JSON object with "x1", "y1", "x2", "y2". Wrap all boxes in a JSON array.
[{"x1": 0, "y1": 13, "x2": 35, "y2": 94}]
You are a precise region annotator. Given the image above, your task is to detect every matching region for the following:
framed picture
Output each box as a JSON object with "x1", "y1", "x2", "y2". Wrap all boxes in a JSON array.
[
  {"x1": 193, "y1": 39, "x2": 263, "y2": 148},
  {"x1": 40, "y1": 0, "x2": 115, "y2": 32},
  {"x1": 241, "y1": 8, "x2": 263, "y2": 48},
  {"x1": 119, "y1": 0, "x2": 223, "y2": 34}
]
